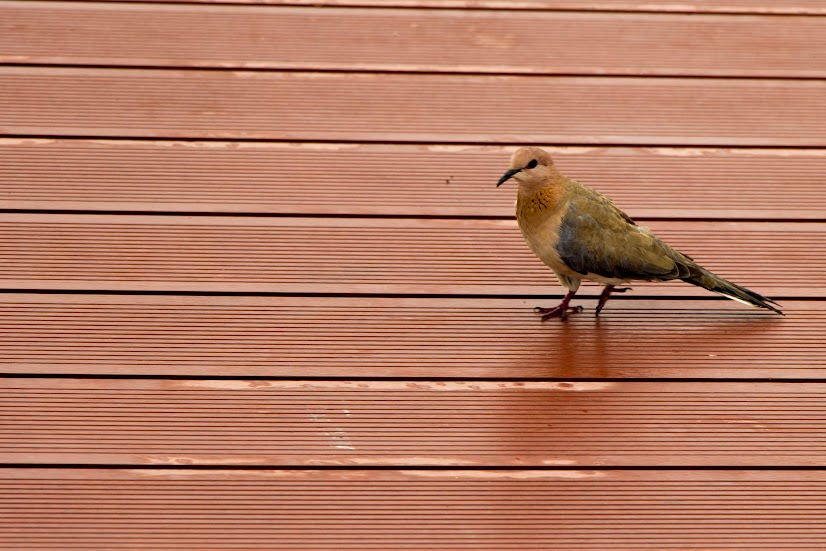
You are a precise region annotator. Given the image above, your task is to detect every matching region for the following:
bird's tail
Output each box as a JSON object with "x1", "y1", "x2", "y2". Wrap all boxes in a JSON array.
[{"x1": 683, "y1": 268, "x2": 783, "y2": 315}]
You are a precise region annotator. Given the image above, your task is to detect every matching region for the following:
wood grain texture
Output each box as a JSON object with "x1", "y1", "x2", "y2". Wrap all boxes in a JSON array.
[
  {"x1": 5, "y1": 378, "x2": 826, "y2": 467},
  {"x1": 5, "y1": 67, "x2": 826, "y2": 146},
  {"x1": 82, "y1": 0, "x2": 826, "y2": 15},
  {"x1": 0, "y1": 213, "x2": 818, "y2": 296},
  {"x1": 0, "y1": 294, "x2": 815, "y2": 378},
  {"x1": 4, "y1": 0, "x2": 826, "y2": 547},
  {"x1": 5, "y1": 3, "x2": 826, "y2": 78},
  {"x1": 3, "y1": 468, "x2": 826, "y2": 549},
  {"x1": 5, "y1": 139, "x2": 826, "y2": 219}
]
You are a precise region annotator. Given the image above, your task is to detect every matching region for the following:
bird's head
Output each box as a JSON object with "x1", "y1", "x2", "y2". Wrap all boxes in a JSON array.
[{"x1": 496, "y1": 147, "x2": 556, "y2": 191}]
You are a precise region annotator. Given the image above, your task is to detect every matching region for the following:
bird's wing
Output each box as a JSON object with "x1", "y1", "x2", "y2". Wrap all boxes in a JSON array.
[{"x1": 555, "y1": 184, "x2": 694, "y2": 281}]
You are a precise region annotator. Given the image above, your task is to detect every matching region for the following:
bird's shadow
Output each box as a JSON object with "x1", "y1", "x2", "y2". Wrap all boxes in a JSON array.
[{"x1": 529, "y1": 300, "x2": 784, "y2": 378}]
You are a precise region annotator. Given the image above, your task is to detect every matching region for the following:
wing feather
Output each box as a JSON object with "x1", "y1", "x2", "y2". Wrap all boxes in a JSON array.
[{"x1": 555, "y1": 184, "x2": 694, "y2": 282}]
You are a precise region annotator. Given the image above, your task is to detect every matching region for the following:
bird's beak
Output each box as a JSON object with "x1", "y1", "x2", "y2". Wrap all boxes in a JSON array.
[{"x1": 496, "y1": 168, "x2": 521, "y2": 187}]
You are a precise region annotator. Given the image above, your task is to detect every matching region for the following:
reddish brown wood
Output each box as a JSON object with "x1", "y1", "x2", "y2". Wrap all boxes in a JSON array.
[
  {"x1": 4, "y1": 67, "x2": 826, "y2": 146},
  {"x1": 3, "y1": 0, "x2": 826, "y2": 546},
  {"x1": 4, "y1": 139, "x2": 826, "y2": 219},
  {"x1": 3, "y1": 468, "x2": 826, "y2": 549},
  {"x1": 0, "y1": 214, "x2": 818, "y2": 296},
  {"x1": 5, "y1": 378, "x2": 826, "y2": 467},
  {"x1": 5, "y1": 3, "x2": 826, "y2": 78},
  {"x1": 0, "y1": 294, "x2": 815, "y2": 378},
  {"x1": 84, "y1": 0, "x2": 826, "y2": 15}
]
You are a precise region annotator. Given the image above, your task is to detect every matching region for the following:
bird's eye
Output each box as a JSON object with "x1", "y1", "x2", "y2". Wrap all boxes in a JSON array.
[{"x1": 526, "y1": 159, "x2": 538, "y2": 169}]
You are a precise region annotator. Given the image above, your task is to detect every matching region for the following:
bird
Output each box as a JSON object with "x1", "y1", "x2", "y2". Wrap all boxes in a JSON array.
[{"x1": 496, "y1": 147, "x2": 782, "y2": 320}]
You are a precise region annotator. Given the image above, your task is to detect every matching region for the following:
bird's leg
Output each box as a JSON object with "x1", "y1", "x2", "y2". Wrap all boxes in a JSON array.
[
  {"x1": 534, "y1": 290, "x2": 583, "y2": 321},
  {"x1": 595, "y1": 285, "x2": 633, "y2": 316}
]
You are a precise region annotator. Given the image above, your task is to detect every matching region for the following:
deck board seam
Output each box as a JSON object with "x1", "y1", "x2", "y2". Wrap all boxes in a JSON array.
[
  {"x1": 34, "y1": 0, "x2": 826, "y2": 17},
  {"x1": 3, "y1": 209, "x2": 826, "y2": 224},
  {"x1": 8, "y1": 133, "x2": 826, "y2": 150},
  {"x1": 6, "y1": 62, "x2": 826, "y2": 81}
]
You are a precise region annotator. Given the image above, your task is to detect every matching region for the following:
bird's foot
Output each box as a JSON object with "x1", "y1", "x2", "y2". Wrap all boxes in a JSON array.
[
  {"x1": 534, "y1": 304, "x2": 584, "y2": 321},
  {"x1": 595, "y1": 285, "x2": 633, "y2": 316},
  {"x1": 534, "y1": 290, "x2": 579, "y2": 321}
]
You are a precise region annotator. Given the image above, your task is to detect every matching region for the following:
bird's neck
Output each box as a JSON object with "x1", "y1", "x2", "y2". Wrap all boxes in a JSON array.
[{"x1": 516, "y1": 177, "x2": 566, "y2": 219}]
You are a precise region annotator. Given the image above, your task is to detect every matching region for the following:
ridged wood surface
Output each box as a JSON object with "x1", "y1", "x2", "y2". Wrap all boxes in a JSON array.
[
  {"x1": 5, "y1": 378, "x2": 826, "y2": 467},
  {"x1": 5, "y1": 1, "x2": 826, "y2": 548},
  {"x1": 0, "y1": 213, "x2": 817, "y2": 296},
  {"x1": 6, "y1": 3, "x2": 826, "y2": 78},
  {"x1": 5, "y1": 139, "x2": 826, "y2": 219},
  {"x1": 3, "y1": 468, "x2": 826, "y2": 549},
  {"x1": 0, "y1": 295, "x2": 814, "y2": 378},
  {"x1": 86, "y1": 0, "x2": 826, "y2": 15},
  {"x1": 5, "y1": 67, "x2": 826, "y2": 146}
]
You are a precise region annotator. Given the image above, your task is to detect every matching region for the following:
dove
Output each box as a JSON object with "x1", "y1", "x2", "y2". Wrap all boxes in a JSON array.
[{"x1": 496, "y1": 147, "x2": 782, "y2": 320}]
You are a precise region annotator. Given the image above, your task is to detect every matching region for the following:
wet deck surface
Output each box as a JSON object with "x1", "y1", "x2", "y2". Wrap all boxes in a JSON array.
[{"x1": 2, "y1": 1, "x2": 826, "y2": 548}]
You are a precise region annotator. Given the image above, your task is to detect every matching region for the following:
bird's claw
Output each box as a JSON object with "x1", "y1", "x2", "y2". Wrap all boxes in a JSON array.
[
  {"x1": 535, "y1": 304, "x2": 583, "y2": 321},
  {"x1": 595, "y1": 285, "x2": 634, "y2": 316}
]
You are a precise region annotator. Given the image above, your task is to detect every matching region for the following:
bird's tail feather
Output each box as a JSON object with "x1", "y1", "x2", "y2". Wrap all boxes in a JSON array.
[{"x1": 683, "y1": 269, "x2": 783, "y2": 315}]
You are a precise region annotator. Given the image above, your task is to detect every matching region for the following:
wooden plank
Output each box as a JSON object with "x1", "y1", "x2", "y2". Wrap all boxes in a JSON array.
[
  {"x1": 0, "y1": 214, "x2": 819, "y2": 297},
  {"x1": 5, "y1": 140, "x2": 826, "y2": 219},
  {"x1": 2, "y1": 468, "x2": 826, "y2": 549},
  {"x1": 0, "y1": 294, "x2": 818, "y2": 378},
  {"x1": 6, "y1": 378, "x2": 826, "y2": 467},
  {"x1": 84, "y1": 0, "x2": 826, "y2": 16},
  {"x1": 5, "y1": 3, "x2": 826, "y2": 78},
  {"x1": 4, "y1": 68, "x2": 826, "y2": 146}
]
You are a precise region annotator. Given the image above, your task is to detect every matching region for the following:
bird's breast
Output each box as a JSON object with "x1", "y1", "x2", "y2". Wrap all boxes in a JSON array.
[{"x1": 516, "y1": 188, "x2": 570, "y2": 274}]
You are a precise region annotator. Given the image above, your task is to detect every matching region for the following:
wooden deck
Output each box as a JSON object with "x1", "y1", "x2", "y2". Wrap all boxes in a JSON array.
[{"x1": 2, "y1": 1, "x2": 826, "y2": 548}]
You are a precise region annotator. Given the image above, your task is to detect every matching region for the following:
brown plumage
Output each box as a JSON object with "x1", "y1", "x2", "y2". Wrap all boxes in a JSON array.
[{"x1": 496, "y1": 147, "x2": 782, "y2": 319}]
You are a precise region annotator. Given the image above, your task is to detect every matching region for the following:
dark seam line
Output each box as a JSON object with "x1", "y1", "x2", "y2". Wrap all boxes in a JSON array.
[
  {"x1": 4, "y1": 61, "x2": 826, "y2": 81},
  {"x1": 0, "y1": 132, "x2": 826, "y2": 151},
  {"x1": 0, "y1": 374, "x2": 822, "y2": 383},
  {"x1": 29, "y1": 0, "x2": 826, "y2": 18},
  {"x1": 2, "y1": 463, "x2": 826, "y2": 471},
  {"x1": 4, "y1": 136, "x2": 826, "y2": 152},
  {"x1": 4, "y1": 133, "x2": 826, "y2": 150},
  {"x1": 0, "y1": 289, "x2": 817, "y2": 301},
  {"x1": 3, "y1": 209, "x2": 824, "y2": 224}
]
